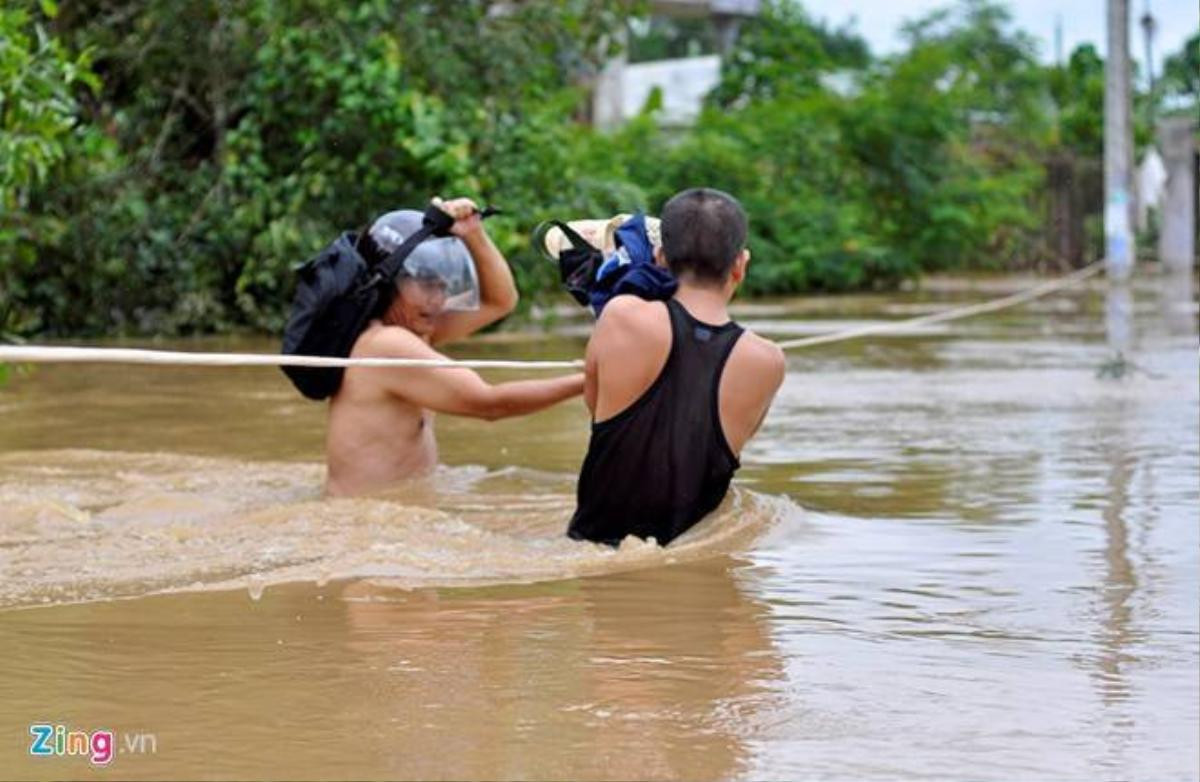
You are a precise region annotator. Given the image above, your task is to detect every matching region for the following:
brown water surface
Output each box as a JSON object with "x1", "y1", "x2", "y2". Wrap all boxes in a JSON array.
[{"x1": 0, "y1": 273, "x2": 1196, "y2": 780}]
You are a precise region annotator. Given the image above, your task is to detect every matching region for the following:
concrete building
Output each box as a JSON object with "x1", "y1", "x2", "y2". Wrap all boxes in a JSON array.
[{"x1": 592, "y1": 0, "x2": 760, "y2": 128}]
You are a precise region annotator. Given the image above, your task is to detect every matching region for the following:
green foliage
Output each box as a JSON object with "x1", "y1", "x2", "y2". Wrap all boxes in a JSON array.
[
  {"x1": 0, "y1": 2, "x2": 100, "y2": 335},
  {"x1": 1048, "y1": 39, "x2": 1160, "y2": 159},
  {"x1": 0, "y1": 4, "x2": 97, "y2": 208},
  {"x1": 681, "y1": 0, "x2": 1045, "y2": 287},
  {"x1": 900, "y1": 0, "x2": 1049, "y2": 136},
  {"x1": 850, "y1": 4, "x2": 1047, "y2": 271},
  {"x1": 9, "y1": 0, "x2": 642, "y2": 335},
  {"x1": 655, "y1": 94, "x2": 908, "y2": 292},
  {"x1": 0, "y1": 0, "x2": 1164, "y2": 338},
  {"x1": 708, "y1": 0, "x2": 863, "y2": 108},
  {"x1": 1048, "y1": 44, "x2": 1105, "y2": 157},
  {"x1": 1161, "y1": 32, "x2": 1199, "y2": 111},
  {"x1": 222, "y1": 18, "x2": 475, "y2": 329}
]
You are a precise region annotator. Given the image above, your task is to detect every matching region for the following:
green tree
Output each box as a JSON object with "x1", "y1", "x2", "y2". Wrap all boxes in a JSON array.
[
  {"x1": 1048, "y1": 44, "x2": 1105, "y2": 157},
  {"x1": 709, "y1": 0, "x2": 869, "y2": 109},
  {"x1": 13, "y1": 0, "x2": 638, "y2": 335},
  {"x1": 0, "y1": 1, "x2": 101, "y2": 336},
  {"x1": 0, "y1": 0, "x2": 1138, "y2": 338},
  {"x1": 844, "y1": 1, "x2": 1046, "y2": 270},
  {"x1": 1161, "y1": 32, "x2": 1199, "y2": 111},
  {"x1": 899, "y1": 0, "x2": 1049, "y2": 135}
]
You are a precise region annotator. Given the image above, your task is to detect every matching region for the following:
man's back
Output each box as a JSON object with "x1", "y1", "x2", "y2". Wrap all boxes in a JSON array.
[{"x1": 569, "y1": 293, "x2": 784, "y2": 545}]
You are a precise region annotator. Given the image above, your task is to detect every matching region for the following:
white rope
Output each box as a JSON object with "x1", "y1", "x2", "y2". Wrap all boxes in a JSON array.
[
  {"x1": 774, "y1": 261, "x2": 1105, "y2": 350},
  {"x1": 0, "y1": 346, "x2": 583, "y2": 370},
  {"x1": 0, "y1": 262, "x2": 1104, "y2": 370}
]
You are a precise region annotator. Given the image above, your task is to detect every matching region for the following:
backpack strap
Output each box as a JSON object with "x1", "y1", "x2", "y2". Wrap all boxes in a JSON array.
[{"x1": 549, "y1": 220, "x2": 598, "y2": 255}]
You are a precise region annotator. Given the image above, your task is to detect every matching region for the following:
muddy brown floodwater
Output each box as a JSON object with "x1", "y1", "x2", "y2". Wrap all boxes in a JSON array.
[{"x1": 1, "y1": 272, "x2": 1196, "y2": 780}]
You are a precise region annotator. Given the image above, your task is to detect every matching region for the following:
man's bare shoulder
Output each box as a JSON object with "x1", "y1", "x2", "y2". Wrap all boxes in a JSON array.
[
  {"x1": 591, "y1": 295, "x2": 669, "y2": 354},
  {"x1": 352, "y1": 322, "x2": 435, "y2": 359},
  {"x1": 339, "y1": 324, "x2": 440, "y2": 404},
  {"x1": 596, "y1": 294, "x2": 665, "y2": 329},
  {"x1": 733, "y1": 329, "x2": 787, "y2": 384}
]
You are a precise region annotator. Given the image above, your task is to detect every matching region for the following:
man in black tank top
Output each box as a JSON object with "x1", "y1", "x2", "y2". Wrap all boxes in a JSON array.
[{"x1": 568, "y1": 188, "x2": 786, "y2": 546}]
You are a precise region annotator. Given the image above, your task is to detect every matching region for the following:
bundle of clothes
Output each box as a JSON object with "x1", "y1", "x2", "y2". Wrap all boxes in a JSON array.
[{"x1": 535, "y1": 212, "x2": 678, "y2": 317}]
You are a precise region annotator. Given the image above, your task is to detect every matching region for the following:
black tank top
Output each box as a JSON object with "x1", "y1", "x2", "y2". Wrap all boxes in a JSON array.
[{"x1": 568, "y1": 299, "x2": 745, "y2": 546}]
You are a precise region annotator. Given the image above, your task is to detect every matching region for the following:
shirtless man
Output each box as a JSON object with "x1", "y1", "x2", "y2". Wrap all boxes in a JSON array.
[
  {"x1": 326, "y1": 198, "x2": 583, "y2": 496},
  {"x1": 568, "y1": 188, "x2": 786, "y2": 546}
]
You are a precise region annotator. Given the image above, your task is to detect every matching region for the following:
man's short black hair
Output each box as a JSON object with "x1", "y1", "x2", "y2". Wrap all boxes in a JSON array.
[{"x1": 660, "y1": 187, "x2": 747, "y2": 285}]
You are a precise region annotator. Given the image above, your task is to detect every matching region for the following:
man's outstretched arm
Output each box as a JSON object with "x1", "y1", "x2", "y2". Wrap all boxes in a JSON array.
[
  {"x1": 366, "y1": 328, "x2": 582, "y2": 421},
  {"x1": 464, "y1": 374, "x2": 585, "y2": 421}
]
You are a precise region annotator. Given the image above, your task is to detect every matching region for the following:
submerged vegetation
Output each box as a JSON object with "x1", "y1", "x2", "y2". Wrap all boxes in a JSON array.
[{"x1": 1, "y1": 0, "x2": 1196, "y2": 338}]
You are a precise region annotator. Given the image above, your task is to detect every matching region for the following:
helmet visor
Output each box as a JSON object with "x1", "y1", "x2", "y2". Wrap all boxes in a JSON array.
[
  {"x1": 369, "y1": 209, "x2": 480, "y2": 312},
  {"x1": 397, "y1": 238, "x2": 480, "y2": 311}
]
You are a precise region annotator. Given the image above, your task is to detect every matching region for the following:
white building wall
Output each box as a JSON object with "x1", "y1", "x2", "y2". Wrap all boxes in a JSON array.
[
  {"x1": 620, "y1": 55, "x2": 722, "y2": 125},
  {"x1": 591, "y1": 0, "x2": 758, "y2": 128}
]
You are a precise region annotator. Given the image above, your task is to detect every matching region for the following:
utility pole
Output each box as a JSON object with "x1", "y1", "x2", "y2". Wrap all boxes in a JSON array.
[
  {"x1": 1159, "y1": 117, "x2": 1197, "y2": 275},
  {"x1": 1104, "y1": 0, "x2": 1135, "y2": 279},
  {"x1": 1140, "y1": 3, "x2": 1156, "y2": 126},
  {"x1": 1055, "y1": 14, "x2": 1063, "y2": 67}
]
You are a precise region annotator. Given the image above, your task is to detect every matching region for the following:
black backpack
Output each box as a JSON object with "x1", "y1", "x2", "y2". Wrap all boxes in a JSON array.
[
  {"x1": 280, "y1": 204, "x2": 458, "y2": 400},
  {"x1": 535, "y1": 220, "x2": 605, "y2": 307}
]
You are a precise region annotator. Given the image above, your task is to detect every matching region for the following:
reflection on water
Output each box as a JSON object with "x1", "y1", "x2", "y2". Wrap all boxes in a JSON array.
[
  {"x1": 0, "y1": 564, "x2": 780, "y2": 780},
  {"x1": 1097, "y1": 445, "x2": 1137, "y2": 700},
  {"x1": 0, "y1": 273, "x2": 1196, "y2": 780},
  {"x1": 1105, "y1": 280, "x2": 1135, "y2": 357},
  {"x1": 342, "y1": 564, "x2": 781, "y2": 781},
  {"x1": 1161, "y1": 266, "x2": 1197, "y2": 337}
]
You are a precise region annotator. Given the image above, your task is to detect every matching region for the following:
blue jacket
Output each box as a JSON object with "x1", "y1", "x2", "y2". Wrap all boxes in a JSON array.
[{"x1": 588, "y1": 213, "x2": 678, "y2": 316}]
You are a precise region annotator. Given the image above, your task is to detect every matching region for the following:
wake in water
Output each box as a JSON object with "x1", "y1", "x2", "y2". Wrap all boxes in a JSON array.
[{"x1": 0, "y1": 450, "x2": 798, "y2": 610}]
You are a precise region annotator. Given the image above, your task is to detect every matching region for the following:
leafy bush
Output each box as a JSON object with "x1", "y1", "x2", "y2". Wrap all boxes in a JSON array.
[
  {"x1": 2, "y1": 0, "x2": 1189, "y2": 338},
  {"x1": 0, "y1": 1, "x2": 101, "y2": 335}
]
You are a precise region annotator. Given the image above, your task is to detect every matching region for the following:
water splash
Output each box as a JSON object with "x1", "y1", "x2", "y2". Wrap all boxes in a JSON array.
[{"x1": 0, "y1": 449, "x2": 795, "y2": 610}]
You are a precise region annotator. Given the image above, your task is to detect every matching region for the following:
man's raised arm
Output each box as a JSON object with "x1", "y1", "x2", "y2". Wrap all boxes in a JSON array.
[{"x1": 431, "y1": 197, "x2": 519, "y2": 346}]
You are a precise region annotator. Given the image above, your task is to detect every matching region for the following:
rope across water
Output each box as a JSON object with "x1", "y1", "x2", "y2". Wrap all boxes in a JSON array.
[
  {"x1": 0, "y1": 347, "x2": 584, "y2": 370},
  {"x1": 0, "y1": 262, "x2": 1105, "y2": 370},
  {"x1": 774, "y1": 261, "x2": 1104, "y2": 350}
]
